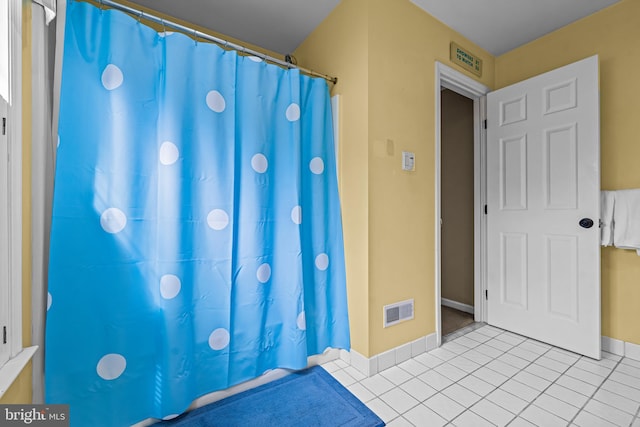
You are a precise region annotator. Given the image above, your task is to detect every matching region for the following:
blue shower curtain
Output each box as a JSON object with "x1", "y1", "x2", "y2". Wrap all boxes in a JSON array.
[{"x1": 46, "y1": 2, "x2": 349, "y2": 426}]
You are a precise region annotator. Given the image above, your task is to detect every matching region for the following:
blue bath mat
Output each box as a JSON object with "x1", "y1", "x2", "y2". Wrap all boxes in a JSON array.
[{"x1": 154, "y1": 365, "x2": 384, "y2": 427}]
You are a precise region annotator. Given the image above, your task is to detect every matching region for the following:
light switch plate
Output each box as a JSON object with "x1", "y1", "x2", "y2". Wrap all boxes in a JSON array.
[{"x1": 402, "y1": 151, "x2": 415, "y2": 171}]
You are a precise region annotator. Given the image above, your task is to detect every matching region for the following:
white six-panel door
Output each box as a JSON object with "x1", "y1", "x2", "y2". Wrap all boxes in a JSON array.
[{"x1": 487, "y1": 56, "x2": 601, "y2": 359}]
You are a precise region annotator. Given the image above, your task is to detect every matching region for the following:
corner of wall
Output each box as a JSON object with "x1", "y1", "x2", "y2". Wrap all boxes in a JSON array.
[{"x1": 294, "y1": 0, "x2": 371, "y2": 358}]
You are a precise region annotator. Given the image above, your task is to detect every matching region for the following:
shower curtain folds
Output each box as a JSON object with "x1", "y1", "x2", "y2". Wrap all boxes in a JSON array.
[{"x1": 45, "y1": 2, "x2": 349, "y2": 426}]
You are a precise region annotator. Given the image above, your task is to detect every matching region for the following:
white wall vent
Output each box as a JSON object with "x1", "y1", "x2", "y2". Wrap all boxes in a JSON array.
[{"x1": 383, "y1": 299, "x2": 414, "y2": 328}]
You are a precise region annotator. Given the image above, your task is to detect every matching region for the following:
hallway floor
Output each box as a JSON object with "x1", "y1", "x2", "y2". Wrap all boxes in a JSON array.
[
  {"x1": 321, "y1": 324, "x2": 640, "y2": 426},
  {"x1": 441, "y1": 306, "x2": 475, "y2": 337}
]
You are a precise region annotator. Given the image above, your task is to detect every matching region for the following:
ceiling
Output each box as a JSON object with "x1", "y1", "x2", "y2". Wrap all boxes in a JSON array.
[
  {"x1": 410, "y1": 0, "x2": 620, "y2": 56},
  {"x1": 128, "y1": 0, "x2": 621, "y2": 57},
  {"x1": 128, "y1": 0, "x2": 341, "y2": 55}
]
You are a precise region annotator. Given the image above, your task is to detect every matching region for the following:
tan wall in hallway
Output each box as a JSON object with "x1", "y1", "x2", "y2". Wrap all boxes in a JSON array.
[{"x1": 440, "y1": 89, "x2": 474, "y2": 307}]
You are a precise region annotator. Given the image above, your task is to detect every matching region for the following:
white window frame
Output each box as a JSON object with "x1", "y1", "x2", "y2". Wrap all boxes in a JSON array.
[
  {"x1": 0, "y1": 0, "x2": 9, "y2": 103},
  {"x1": 0, "y1": 0, "x2": 36, "y2": 399},
  {"x1": 0, "y1": 93, "x2": 9, "y2": 370}
]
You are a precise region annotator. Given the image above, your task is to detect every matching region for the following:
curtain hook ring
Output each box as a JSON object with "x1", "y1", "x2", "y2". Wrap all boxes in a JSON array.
[
  {"x1": 138, "y1": 10, "x2": 144, "y2": 23},
  {"x1": 193, "y1": 29, "x2": 198, "y2": 45},
  {"x1": 160, "y1": 18, "x2": 166, "y2": 35}
]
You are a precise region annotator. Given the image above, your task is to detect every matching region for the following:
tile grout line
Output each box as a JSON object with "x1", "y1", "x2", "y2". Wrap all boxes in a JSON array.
[
  {"x1": 435, "y1": 327, "x2": 520, "y2": 426},
  {"x1": 414, "y1": 346, "x2": 635, "y2": 427},
  {"x1": 376, "y1": 326, "x2": 509, "y2": 425},
  {"x1": 433, "y1": 327, "x2": 513, "y2": 426},
  {"x1": 391, "y1": 330, "x2": 490, "y2": 425},
  {"x1": 442, "y1": 321, "x2": 486, "y2": 344},
  {"x1": 516, "y1": 347, "x2": 597, "y2": 426},
  {"x1": 507, "y1": 348, "x2": 633, "y2": 426},
  {"x1": 481, "y1": 333, "x2": 625, "y2": 425},
  {"x1": 445, "y1": 330, "x2": 558, "y2": 426},
  {"x1": 565, "y1": 355, "x2": 625, "y2": 426},
  {"x1": 493, "y1": 338, "x2": 577, "y2": 426},
  {"x1": 328, "y1": 326, "x2": 635, "y2": 427},
  {"x1": 448, "y1": 328, "x2": 581, "y2": 425},
  {"x1": 630, "y1": 363, "x2": 640, "y2": 427}
]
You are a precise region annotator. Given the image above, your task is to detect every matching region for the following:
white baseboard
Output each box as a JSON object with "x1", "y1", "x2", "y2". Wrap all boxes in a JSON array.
[
  {"x1": 602, "y1": 336, "x2": 625, "y2": 356},
  {"x1": 441, "y1": 298, "x2": 474, "y2": 314},
  {"x1": 348, "y1": 333, "x2": 640, "y2": 380},
  {"x1": 625, "y1": 341, "x2": 640, "y2": 361},
  {"x1": 348, "y1": 333, "x2": 438, "y2": 378},
  {"x1": 601, "y1": 336, "x2": 640, "y2": 362}
]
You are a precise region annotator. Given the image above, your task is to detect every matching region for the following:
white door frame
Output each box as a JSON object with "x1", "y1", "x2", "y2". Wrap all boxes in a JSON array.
[{"x1": 435, "y1": 62, "x2": 490, "y2": 346}]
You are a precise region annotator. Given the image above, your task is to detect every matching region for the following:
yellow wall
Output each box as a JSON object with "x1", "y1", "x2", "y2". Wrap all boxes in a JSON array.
[
  {"x1": 1, "y1": 0, "x2": 33, "y2": 405},
  {"x1": 0, "y1": 362, "x2": 32, "y2": 403},
  {"x1": 294, "y1": 0, "x2": 371, "y2": 354},
  {"x1": 298, "y1": 0, "x2": 640, "y2": 357},
  {"x1": 495, "y1": 0, "x2": 640, "y2": 345},
  {"x1": 296, "y1": 0, "x2": 494, "y2": 356}
]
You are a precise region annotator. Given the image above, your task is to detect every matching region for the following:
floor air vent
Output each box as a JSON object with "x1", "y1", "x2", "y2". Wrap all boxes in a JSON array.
[{"x1": 383, "y1": 299, "x2": 414, "y2": 328}]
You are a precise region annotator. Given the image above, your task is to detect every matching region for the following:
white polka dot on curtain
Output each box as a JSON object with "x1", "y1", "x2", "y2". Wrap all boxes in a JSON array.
[
  {"x1": 96, "y1": 353, "x2": 127, "y2": 380},
  {"x1": 286, "y1": 103, "x2": 301, "y2": 122},
  {"x1": 256, "y1": 263, "x2": 271, "y2": 283},
  {"x1": 207, "y1": 209, "x2": 229, "y2": 230},
  {"x1": 101, "y1": 64, "x2": 123, "y2": 90},
  {"x1": 315, "y1": 253, "x2": 329, "y2": 271},
  {"x1": 160, "y1": 274, "x2": 181, "y2": 299},
  {"x1": 309, "y1": 157, "x2": 324, "y2": 174},
  {"x1": 208, "y1": 328, "x2": 230, "y2": 350},
  {"x1": 159, "y1": 141, "x2": 179, "y2": 165},
  {"x1": 290, "y1": 206, "x2": 302, "y2": 225},
  {"x1": 251, "y1": 153, "x2": 268, "y2": 173},
  {"x1": 100, "y1": 208, "x2": 127, "y2": 234},
  {"x1": 206, "y1": 90, "x2": 226, "y2": 113},
  {"x1": 297, "y1": 311, "x2": 306, "y2": 330}
]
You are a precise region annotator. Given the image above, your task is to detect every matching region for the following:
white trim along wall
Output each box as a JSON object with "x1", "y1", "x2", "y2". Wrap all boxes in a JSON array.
[
  {"x1": 342, "y1": 334, "x2": 640, "y2": 380},
  {"x1": 434, "y1": 61, "x2": 490, "y2": 347}
]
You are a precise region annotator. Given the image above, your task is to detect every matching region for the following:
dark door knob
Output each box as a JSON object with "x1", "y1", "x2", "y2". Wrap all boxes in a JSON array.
[{"x1": 579, "y1": 218, "x2": 594, "y2": 229}]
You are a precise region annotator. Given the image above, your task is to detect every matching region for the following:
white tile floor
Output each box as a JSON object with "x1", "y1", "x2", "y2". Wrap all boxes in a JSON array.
[{"x1": 321, "y1": 324, "x2": 640, "y2": 427}]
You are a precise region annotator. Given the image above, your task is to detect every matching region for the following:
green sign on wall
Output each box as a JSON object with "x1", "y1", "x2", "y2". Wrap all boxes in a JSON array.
[{"x1": 450, "y1": 42, "x2": 482, "y2": 77}]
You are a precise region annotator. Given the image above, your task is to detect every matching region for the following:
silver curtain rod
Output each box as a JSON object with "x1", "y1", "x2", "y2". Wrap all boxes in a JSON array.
[{"x1": 92, "y1": 0, "x2": 338, "y2": 84}]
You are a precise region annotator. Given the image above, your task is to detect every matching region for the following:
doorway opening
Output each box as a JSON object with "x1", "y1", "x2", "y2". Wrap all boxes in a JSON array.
[
  {"x1": 435, "y1": 57, "x2": 601, "y2": 357},
  {"x1": 440, "y1": 88, "x2": 475, "y2": 338},
  {"x1": 434, "y1": 62, "x2": 489, "y2": 346}
]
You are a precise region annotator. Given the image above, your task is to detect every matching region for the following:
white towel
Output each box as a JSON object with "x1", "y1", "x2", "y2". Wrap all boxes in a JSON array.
[
  {"x1": 600, "y1": 191, "x2": 615, "y2": 246},
  {"x1": 613, "y1": 189, "x2": 640, "y2": 255}
]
